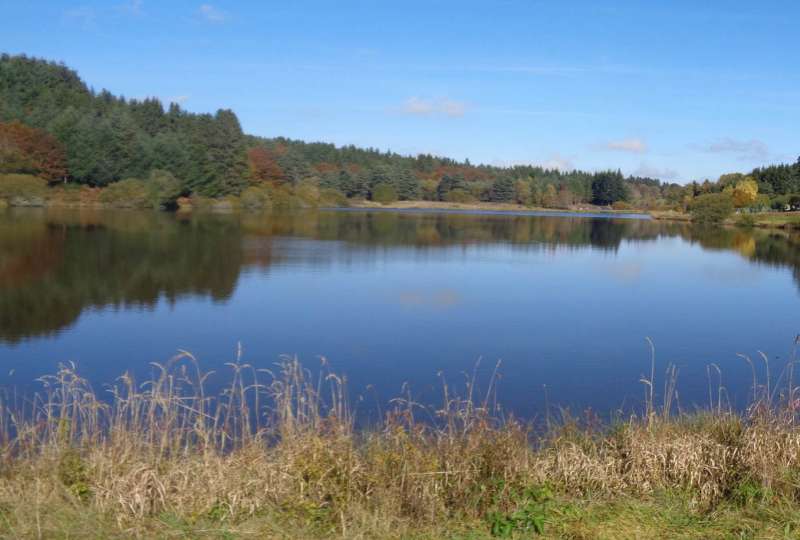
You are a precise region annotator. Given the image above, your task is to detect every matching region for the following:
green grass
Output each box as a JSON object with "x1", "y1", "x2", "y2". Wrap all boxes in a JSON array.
[
  {"x1": 751, "y1": 212, "x2": 800, "y2": 229},
  {"x1": 3, "y1": 491, "x2": 797, "y2": 539},
  {"x1": 651, "y1": 209, "x2": 800, "y2": 230}
]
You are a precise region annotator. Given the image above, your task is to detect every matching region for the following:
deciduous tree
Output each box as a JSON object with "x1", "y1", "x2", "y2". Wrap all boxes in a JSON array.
[{"x1": 0, "y1": 120, "x2": 67, "y2": 181}]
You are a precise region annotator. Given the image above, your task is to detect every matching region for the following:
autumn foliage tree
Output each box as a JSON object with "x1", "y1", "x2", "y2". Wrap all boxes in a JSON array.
[
  {"x1": 732, "y1": 177, "x2": 758, "y2": 208},
  {"x1": 0, "y1": 120, "x2": 67, "y2": 181},
  {"x1": 247, "y1": 146, "x2": 285, "y2": 184}
]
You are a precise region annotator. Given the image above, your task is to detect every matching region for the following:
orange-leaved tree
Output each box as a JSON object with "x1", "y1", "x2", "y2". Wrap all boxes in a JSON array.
[
  {"x1": 0, "y1": 121, "x2": 68, "y2": 181},
  {"x1": 247, "y1": 145, "x2": 285, "y2": 184}
]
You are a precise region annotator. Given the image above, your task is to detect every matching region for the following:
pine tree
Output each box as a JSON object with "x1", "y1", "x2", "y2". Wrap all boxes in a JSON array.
[
  {"x1": 490, "y1": 176, "x2": 515, "y2": 202},
  {"x1": 393, "y1": 165, "x2": 420, "y2": 200},
  {"x1": 436, "y1": 174, "x2": 467, "y2": 201},
  {"x1": 591, "y1": 171, "x2": 628, "y2": 205}
]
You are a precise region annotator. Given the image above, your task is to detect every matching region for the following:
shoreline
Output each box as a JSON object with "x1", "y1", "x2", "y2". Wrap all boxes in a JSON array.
[
  {"x1": 5, "y1": 197, "x2": 799, "y2": 230},
  {"x1": 348, "y1": 198, "x2": 638, "y2": 214},
  {"x1": 651, "y1": 209, "x2": 800, "y2": 230}
]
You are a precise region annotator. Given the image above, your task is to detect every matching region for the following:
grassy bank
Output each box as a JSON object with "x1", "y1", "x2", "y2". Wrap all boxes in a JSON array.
[
  {"x1": 651, "y1": 209, "x2": 800, "y2": 230},
  {"x1": 2, "y1": 350, "x2": 800, "y2": 538},
  {"x1": 744, "y1": 212, "x2": 800, "y2": 229}
]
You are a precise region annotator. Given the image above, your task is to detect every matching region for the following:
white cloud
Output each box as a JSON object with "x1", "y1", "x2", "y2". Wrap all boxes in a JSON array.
[
  {"x1": 492, "y1": 153, "x2": 574, "y2": 171},
  {"x1": 540, "y1": 153, "x2": 574, "y2": 171},
  {"x1": 63, "y1": 6, "x2": 96, "y2": 27},
  {"x1": 402, "y1": 97, "x2": 434, "y2": 115},
  {"x1": 400, "y1": 97, "x2": 467, "y2": 118},
  {"x1": 602, "y1": 138, "x2": 648, "y2": 154},
  {"x1": 198, "y1": 4, "x2": 228, "y2": 22},
  {"x1": 168, "y1": 95, "x2": 189, "y2": 105},
  {"x1": 693, "y1": 137, "x2": 769, "y2": 160},
  {"x1": 632, "y1": 163, "x2": 679, "y2": 180},
  {"x1": 439, "y1": 99, "x2": 467, "y2": 118}
]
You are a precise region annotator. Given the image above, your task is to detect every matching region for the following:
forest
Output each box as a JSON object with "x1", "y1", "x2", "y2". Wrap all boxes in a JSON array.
[{"x1": 1, "y1": 54, "x2": 799, "y2": 213}]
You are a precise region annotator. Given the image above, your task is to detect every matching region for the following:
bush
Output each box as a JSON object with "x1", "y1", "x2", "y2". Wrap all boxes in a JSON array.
[
  {"x1": 443, "y1": 188, "x2": 476, "y2": 203},
  {"x1": 736, "y1": 213, "x2": 756, "y2": 228},
  {"x1": 47, "y1": 183, "x2": 83, "y2": 206},
  {"x1": 148, "y1": 169, "x2": 182, "y2": 209},
  {"x1": 0, "y1": 173, "x2": 48, "y2": 206},
  {"x1": 187, "y1": 195, "x2": 216, "y2": 210},
  {"x1": 213, "y1": 196, "x2": 240, "y2": 212},
  {"x1": 690, "y1": 193, "x2": 734, "y2": 224},
  {"x1": 318, "y1": 188, "x2": 349, "y2": 207},
  {"x1": 468, "y1": 181, "x2": 491, "y2": 201},
  {"x1": 98, "y1": 172, "x2": 183, "y2": 210},
  {"x1": 514, "y1": 180, "x2": 532, "y2": 205},
  {"x1": 240, "y1": 185, "x2": 272, "y2": 210},
  {"x1": 770, "y1": 195, "x2": 790, "y2": 211},
  {"x1": 371, "y1": 183, "x2": 398, "y2": 204},
  {"x1": 270, "y1": 185, "x2": 302, "y2": 211},
  {"x1": 294, "y1": 180, "x2": 320, "y2": 207},
  {"x1": 612, "y1": 200, "x2": 631, "y2": 211},
  {"x1": 99, "y1": 178, "x2": 150, "y2": 208},
  {"x1": 190, "y1": 195, "x2": 240, "y2": 212},
  {"x1": 420, "y1": 179, "x2": 438, "y2": 200}
]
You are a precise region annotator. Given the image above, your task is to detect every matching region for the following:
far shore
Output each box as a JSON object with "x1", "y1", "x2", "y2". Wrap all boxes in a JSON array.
[
  {"x1": 5, "y1": 196, "x2": 799, "y2": 230},
  {"x1": 348, "y1": 199, "x2": 641, "y2": 214},
  {"x1": 350, "y1": 200, "x2": 800, "y2": 230}
]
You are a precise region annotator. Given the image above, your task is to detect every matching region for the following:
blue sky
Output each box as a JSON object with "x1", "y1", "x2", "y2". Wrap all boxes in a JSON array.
[{"x1": 1, "y1": 1, "x2": 798, "y2": 183}]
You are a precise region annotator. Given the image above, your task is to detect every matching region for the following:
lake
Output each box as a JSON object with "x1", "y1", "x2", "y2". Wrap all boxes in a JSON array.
[{"x1": 1, "y1": 207, "x2": 798, "y2": 422}]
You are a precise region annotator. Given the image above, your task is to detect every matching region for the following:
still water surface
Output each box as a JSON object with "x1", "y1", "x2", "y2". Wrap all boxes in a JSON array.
[{"x1": 1, "y1": 208, "x2": 798, "y2": 420}]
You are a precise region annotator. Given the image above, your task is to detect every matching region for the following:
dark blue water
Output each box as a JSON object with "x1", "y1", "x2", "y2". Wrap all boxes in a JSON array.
[{"x1": 1, "y1": 208, "x2": 798, "y2": 421}]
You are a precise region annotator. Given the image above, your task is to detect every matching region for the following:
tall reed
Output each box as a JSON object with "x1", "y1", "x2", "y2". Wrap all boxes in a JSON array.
[{"x1": 1, "y1": 340, "x2": 800, "y2": 537}]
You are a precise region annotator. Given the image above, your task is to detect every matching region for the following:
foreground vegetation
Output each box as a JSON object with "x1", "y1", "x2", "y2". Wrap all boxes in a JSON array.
[{"x1": 3, "y1": 346, "x2": 800, "y2": 538}]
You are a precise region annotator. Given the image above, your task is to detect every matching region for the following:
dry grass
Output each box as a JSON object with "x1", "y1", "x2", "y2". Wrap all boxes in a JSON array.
[{"x1": 2, "y1": 345, "x2": 800, "y2": 538}]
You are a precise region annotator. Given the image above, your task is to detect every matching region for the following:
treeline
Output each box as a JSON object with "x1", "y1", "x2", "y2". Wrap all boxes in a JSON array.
[
  {"x1": 680, "y1": 165, "x2": 800, "y2": 224},
  {"x1": 0, "y1": 54, "x2": 246, "y2": 200},
  {"x1": 1, "y1": 54, "x2": 798, "y2": 212},
  {"x1": 685, "y1": 168, "x2": 800, "y2": 212}
]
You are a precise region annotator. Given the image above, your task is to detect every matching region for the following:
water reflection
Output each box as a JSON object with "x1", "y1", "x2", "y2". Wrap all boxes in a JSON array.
[{"x1": 1, "y1": 207, "x2": 799, "y2": 344}]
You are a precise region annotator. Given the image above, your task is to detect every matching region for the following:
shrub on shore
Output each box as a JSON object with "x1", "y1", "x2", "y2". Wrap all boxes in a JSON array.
[
  {"x1": 612, "y1": 200, "x2": 631, "y2": 211},
  {"x1": 240, "y1": 185, "x2": 272, "y2": 210},
  {"x1": 0, "y1": 173, "x2": 48, "y2": 206},
  {"x1": 690, "y1": 192, "x2": 735, "y2": 224},
  {"x1": 443, "y1": 188, "x2": 477, "y2": 203},
  {"x1": 97, "y1": 171, "x2": 183, "y2": 210},
  {"x1": 318, "y1": 187, "x2": 349, "y2": 207},
  {"x1": 736, "y1": 212, "x2": 756, "y2": 228},
  {"x1": 294, "y1": 180, "x2": 321, "y2": 206},
  {"x1": 147, "y1": 169, "x2": 183, "y2": 209},
  {"x1": 371, "y1": 182, "x2": 398, "y2": 204},
  {"x1": 98, "y1": 177, "x2": 151, "y2": 208}
]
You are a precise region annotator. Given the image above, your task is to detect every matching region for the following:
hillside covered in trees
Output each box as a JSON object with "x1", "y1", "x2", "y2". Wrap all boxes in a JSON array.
[{"x1": 1, "y1": 54, "x2": 798, "y2": 212}]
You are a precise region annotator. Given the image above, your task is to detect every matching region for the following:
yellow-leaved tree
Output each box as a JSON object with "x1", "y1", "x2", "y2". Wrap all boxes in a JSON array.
[{"x1": 732, "y1": 177, "x2": 758, "y2": 208}]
